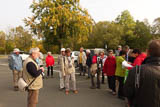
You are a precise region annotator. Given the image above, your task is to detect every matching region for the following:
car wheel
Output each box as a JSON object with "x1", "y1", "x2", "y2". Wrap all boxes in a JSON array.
[{"x1": 75, "y1": 61, "x2": 78, "y2": 68}]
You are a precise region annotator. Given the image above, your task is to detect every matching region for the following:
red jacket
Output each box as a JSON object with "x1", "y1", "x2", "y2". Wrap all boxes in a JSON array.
[
  {"x1": 128, "y1": 53, "x2": 147, "y2": 70},
  {"x1": 103, "y1": 56, "x2": 116, "y2": 76},
  {"x1": 132, "y1": 53, "x2": 147, "y2": 66},
  {"x1": 46, "y1": 55, "x2": 55, "y2": 67}
]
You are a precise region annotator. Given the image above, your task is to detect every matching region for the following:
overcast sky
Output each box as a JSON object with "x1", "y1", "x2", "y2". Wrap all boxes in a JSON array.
[{"x1": 0, "y1": 0, "x2": 160, "y2": 31}]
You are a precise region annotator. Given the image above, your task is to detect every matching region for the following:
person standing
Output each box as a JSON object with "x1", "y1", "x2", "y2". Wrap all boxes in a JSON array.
[
  {"x1": 103, "y1": 50, "x2": 116, "y2": 95},
  {"x1": 8, "y1": 48, "x2": 23, "y2": 91},
  {"x1": 90, "y1": 50, "x2": 100, "y2": 89},
  {"x1": 123, "y1": 45, "x2": 131, "y2": 61},
  {"x1": 124, "y1": 39, "x2": 160, "y2": 107},
  {"x1": 98, "y1": 51, "x2": 107, "y2": 84},
  {"x1": 86, "y1": 49, "x2": 92, "y2": 78},
  {"x1": 23, "y1": 48, "x2": 44, "y2": 107},
  {"x1": 115, "y1": 50, "x2": 127, "y2": 100},
  {"x1": 115, "y1": 45, "x2": 122, "y2": 56},
  {"x1": 39, "y1": 52, "x2": 44, "y2": 66},
  {"x1": 45, "y1": 52, "x2": 55, "y2": 78},
  {"x1": 78, "y1": 47, "x2": 87, "y2": 76},
  {"x1": 131, "y1": 49, "x2": 147, "y2": 66},
  {"x1": 64, "y1": 48, "x2": 78, "y2": 95},
  {"x1": 58, "y1": 48, "x2": 66, "y2": 90}
]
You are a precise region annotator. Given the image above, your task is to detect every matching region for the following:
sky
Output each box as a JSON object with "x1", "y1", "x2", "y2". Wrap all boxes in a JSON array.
[{"x1": 0, "y1": 0, "x2": 160, "y2": 31}]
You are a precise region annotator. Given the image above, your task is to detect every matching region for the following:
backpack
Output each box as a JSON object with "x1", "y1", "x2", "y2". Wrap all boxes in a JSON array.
[{"x1": 8, "y1": 54, "x2": 14, "y2": 70}]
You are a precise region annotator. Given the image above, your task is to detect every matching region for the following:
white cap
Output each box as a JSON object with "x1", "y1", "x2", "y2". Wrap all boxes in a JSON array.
[
  {"x1": 61, "y1": 48, "x2": 65, "y2": 52},
  {"x1": 13, "y1": 48, "x2": 20, "y2": 53}
]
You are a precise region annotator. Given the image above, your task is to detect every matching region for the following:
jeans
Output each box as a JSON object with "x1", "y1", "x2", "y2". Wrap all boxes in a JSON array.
[
  {"x1": 107, "y1": 76, "x2": 116, "y2": 92},
  {"x1": 91, "y1": 69, "x2": 101, "y2": 88},
  {"x1": 59, "y1": 71, "x2": 65, "y2": 89},
  {"x1": 47, "y1": 66, "x2": 53, "y2": 77},
  {"x1": 65, "y1": 72, "x2": 76, "y2": 91},
  {"x1": 87, "y1": 66, "x2": 91, "y2": 78},
  {"x1": 79, "y1": 64, "x2": 86, "y2": 76},
  {"x1": 12, "y1": 70, "x2": 22, "y2": 87},
  {"x1": 116, "y1": 76, "x2": 124, "y2": 97},
  {"x1": 101, "y1": 72, "x2": 105, "y2": 83}
]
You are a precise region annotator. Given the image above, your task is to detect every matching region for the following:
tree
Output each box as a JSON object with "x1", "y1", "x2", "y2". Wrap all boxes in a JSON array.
[
  {"x1": 152, "y1": 17, "x2": 160, "y2": 39},
  {"x1": 8, "y1": 26, "x2": 33, "y2": 52},
  {"x1": 0, "y1": 31, "x2": 6, "y2": 54},
  {"x1": 24, "y1": 0, "x2": 93, "y2": 51},
  {"x1": 85, "y1": 21, "x2": 124, "y2": 49},
  {"x1": 115, "y1": 10, "x2": 136, "y2": 45},
  {"x1": 129, "y1": 20, "x2": 152, "y2": 50}
]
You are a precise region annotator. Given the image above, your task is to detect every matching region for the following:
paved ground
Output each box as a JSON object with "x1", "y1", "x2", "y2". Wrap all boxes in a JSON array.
[{"x1": 0, "y1": 58, "x2": 125, "y2": 107}]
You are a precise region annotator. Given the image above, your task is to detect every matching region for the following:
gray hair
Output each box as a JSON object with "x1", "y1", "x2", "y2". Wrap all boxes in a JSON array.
[
  {"x1": 29, "y1": 47, "x2": 40, "y2": 55},
  {"x1": 47, "y1": 52, "x2": 52, "y2": 55},
  {"x1": 86, "y1": 49, "x2": 90, "y2": 53}
]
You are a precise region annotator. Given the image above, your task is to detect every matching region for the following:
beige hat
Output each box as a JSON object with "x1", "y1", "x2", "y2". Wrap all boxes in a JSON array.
[{"x1": 13, "y1": 48, "x2": 20, "y2": 53}]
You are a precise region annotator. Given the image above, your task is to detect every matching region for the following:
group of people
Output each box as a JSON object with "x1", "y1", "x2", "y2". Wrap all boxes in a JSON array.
[
  {"x1": 77, "y1": 40, "x2": 160, "y2": 107},
  {"x1": 9, "y1": 47, "x2": 78, "y2": 107},
  {"x1": 8, "y1": 39, "x2": 160, "y2": 107}
]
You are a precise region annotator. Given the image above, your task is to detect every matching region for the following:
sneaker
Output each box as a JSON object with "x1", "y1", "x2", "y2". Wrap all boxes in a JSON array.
[
  {"x1": 106, "y1": 89, "x2": 112, "y2": 93},
  {"x1": 65, "y1": 91, "x2": 69, "y2": 95},
  {"x1": 73, "y1": 90, "x2": 78, "y2": 94},
  {"x1": 112, "y1": 92, "x2": 116, "y2": 95}
]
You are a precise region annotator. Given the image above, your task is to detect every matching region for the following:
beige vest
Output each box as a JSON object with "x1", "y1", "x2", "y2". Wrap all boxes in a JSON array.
[
  {"x1": 23, "y1": 57, "x2": 43, "y2": 90},
  {"x1": 64, "y1": 56, "x2": 75, "y2": 75}
]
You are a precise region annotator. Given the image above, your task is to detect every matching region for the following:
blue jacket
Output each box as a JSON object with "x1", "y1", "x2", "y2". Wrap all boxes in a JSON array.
[{"x1": 9, "y1": 54, "x2": 23, "y2": 71}]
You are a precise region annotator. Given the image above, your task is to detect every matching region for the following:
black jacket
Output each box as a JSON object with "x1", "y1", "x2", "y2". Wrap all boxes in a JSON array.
[
  {"x1": 86, "y1": 54, "x2": 92, "y2": 67},
  {"x1": 124, "y1": 57, "x2": 160, "y2": 107}
]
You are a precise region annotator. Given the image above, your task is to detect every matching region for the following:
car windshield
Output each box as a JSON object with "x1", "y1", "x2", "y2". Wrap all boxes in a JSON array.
[
  {"x1": 19, "y1": 51, "x2": 29, "y2": 54},
  {"x1": 74, "y1": 52, "x2": 79, "y2": 56}
]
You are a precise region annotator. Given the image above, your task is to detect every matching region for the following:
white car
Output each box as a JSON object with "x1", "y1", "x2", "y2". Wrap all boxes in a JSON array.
[
  {"x1": 19, "y1": 51, "x2": 29, "y2": 61},
  {"x1": 71, "y1": 51, "x2": 80, "y2": 68}
]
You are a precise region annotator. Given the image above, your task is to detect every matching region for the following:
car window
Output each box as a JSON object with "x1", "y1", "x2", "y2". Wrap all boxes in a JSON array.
[{"x1": 74, "y1": 52, "x2": 79, "y2": 56}]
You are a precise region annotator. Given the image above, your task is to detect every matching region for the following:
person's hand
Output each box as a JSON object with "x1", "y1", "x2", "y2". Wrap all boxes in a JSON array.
[
  {"x1": 128, "y1": 62, "x2": 132, "y2": 64},
  {"x1": 104, "y1": 73, "x2": 107, "y2": 76},
  {"x1": 40, "y1": 67, "x2": 44, "y2": 72}
]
